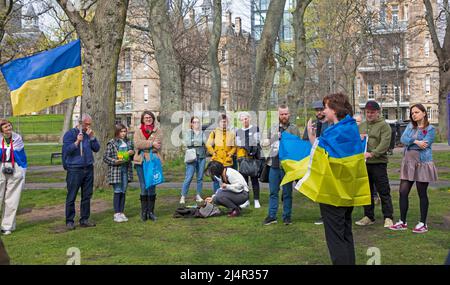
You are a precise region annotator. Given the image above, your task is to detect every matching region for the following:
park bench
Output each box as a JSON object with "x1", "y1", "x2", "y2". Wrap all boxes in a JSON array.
[{"x1": 50, "y1": 152, "x2": 62, "y2": 164}]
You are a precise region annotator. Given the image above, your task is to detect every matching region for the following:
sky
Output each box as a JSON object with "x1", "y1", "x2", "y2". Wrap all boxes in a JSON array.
[{"x1": 30, "y1": 0, "x2": 253, "y2": 40}]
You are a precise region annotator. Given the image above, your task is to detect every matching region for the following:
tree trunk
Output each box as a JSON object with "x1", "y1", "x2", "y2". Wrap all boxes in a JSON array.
[
  {"x1": 208, "y1": 0, "x2": 222, "y2": 111},
  {"x1": 56, "y1": 0, "x2": 129, "y2": 189},
  {"x1": 250, "y1": 0, "x2": 286, "y2": 112},
  {"x1": 147, "y1": 0, "x2": 183, "y2": 160},
  {"x1": 0, "y1": 0, "x2": 13, "y2": 60},
  {"x1": 286, "y1": 0, "x2": 312, "y2": 121},
  {"x1": 59, "y1": 97, "x2": 77, "y2": 144},
  {"x1": 424, "y1": 0, "x2": 449, "y2": 140},
  {"x1": 438, "y1": 70, "x2": 450, "y2": 139}
]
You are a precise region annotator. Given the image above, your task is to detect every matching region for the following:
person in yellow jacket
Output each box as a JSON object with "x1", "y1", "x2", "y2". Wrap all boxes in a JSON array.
[{"x1": 206, "y1": 113, "x2": 236, "y2": 193}]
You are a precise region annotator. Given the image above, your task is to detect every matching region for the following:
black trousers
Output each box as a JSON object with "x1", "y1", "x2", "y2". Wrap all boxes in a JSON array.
[
  {"x1": 320, "y1": 203, "x2": 355, "y2": 265},
  {"x1": 365, "y1": 163, "x2": 394, "y2": 220}
]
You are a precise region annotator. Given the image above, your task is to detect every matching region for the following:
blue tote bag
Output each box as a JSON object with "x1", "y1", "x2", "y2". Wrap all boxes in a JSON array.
[{"x1": 143, "y1": 151, "x2": 165, "y2": 188}]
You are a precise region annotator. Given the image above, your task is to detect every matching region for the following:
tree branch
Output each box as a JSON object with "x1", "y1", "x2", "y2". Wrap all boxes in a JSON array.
[{"x1": 55, "y1": 0, "x2": 91, "y2": 41}]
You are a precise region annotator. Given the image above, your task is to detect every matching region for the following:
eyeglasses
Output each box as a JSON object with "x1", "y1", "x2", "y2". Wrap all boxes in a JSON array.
[{"x1": 192, "y1": 121, "x2": 200, "y2": 124}]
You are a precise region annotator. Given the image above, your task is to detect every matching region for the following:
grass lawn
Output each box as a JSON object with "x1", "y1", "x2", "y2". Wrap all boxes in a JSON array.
[
  {"x1": 26, "y1": 144, "x2": 63, "y2": 166},
  {"x1": 3, "y1": 186, "x2": 449, "y2": 265},
  {"x1": 9, "y1": 115, "x2": 64, "y2": 135}
]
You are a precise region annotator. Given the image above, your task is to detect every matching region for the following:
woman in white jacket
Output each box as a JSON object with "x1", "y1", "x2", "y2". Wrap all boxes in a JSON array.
[{"x1": 205, "y1": 161, "x2": 249, "y2": 217}]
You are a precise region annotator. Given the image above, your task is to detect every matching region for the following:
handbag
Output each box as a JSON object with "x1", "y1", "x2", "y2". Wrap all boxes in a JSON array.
[
  {"x1": 238, "y1": 158, "x2": 262, "y2": 178},
  {"x1": 259, "y1": 162, "x2": 270, "y2": 183},
  {"x1": 184, "y1": 130, "x2": 198, "y2": 163},
  {"x1": 143, "y1": 150, "x2": 165, "y2": 188}
]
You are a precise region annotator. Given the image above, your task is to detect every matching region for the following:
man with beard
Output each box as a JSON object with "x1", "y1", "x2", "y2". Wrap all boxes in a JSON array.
[
  {"x1": 263, "y1": 105, "x2": 300, "y2": 225},
  {"x1": 302, "y1": 101, "x2": 332, "y2": 225}
]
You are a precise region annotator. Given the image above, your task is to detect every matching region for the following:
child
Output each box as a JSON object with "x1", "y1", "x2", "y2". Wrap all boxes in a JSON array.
[{"x1": 103, "y1": 123, "x2": 134, "y2": 222}]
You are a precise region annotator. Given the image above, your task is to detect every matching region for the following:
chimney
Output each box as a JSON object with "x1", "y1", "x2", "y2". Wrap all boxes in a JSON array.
[
  {"x1": 189, "y1": 9, "x2": 196, "y2": 26},
  {"x1": 235, "y1": 17, "x2": 242, "y2": 35},
  {"x1": 227, "y1": 11, "x2": 232, "y2": 27}
]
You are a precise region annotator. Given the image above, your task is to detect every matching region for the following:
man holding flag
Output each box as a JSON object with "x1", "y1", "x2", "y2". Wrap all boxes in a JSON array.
[{"x1": 280, "y1": 93, "x2": 371, "y2": 265}]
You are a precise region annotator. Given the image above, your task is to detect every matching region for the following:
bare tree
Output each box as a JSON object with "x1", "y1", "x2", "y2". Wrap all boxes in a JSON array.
[
  {"x1": 208, "y1": 0, "x2": 222, "y2": 111},
  {"x1": 424, "y1": 0, "x2": 449, "y2": 139},
  {"x1": 249, "y1": 0, "x2": 286, "y2": 112},
  {"x1": 56, "y1": 0, "x2": 129, "y2": 188},
  {"x1": 146, "y1": 0, "x2": 182, "y2": 159},
  {"x1": 0, "y1": 0, "x2": 13, "y2": 51},
  {"x1": 286, "y1": 0, "x2": 312, "y2": 121}
]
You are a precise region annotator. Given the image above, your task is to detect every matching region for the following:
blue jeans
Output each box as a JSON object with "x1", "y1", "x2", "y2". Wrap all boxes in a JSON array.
[
  {"x1": 65, "y1": 166, "x2": 94, "y2": 224},
  {"x1": 268, "y1": 167, "x2": 293, "y2": 220},
  {"x1": 181, "y1": 158, "x2": 206, "y2": 197},
  {"x1": 135, "y1": 164, "x2": 156, "y2": 196},
  {"x1": 112, "y1": 165, "x2": 128, "y2": 194}
]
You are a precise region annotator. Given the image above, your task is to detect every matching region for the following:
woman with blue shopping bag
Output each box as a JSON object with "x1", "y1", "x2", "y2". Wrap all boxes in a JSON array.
[{"x1": 133, "y1": 111, "x2": 163, "y2": 222}]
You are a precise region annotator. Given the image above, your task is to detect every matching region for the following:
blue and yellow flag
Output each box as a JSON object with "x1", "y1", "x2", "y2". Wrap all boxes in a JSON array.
[
  {"x1": 0, "y1": 40, "x2": 82, "y2": 116},
  {"x1": 280, "y1": 115, "x2": 371, "y2": 207},
  {"x1": 279, "y1": 132, "x2": 312, "y2": 186}
]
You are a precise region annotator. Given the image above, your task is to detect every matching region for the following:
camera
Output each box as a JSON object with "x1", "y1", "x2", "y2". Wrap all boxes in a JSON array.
[{"x1": 2, "y1": 167, "x2": 14, "y2": 175}]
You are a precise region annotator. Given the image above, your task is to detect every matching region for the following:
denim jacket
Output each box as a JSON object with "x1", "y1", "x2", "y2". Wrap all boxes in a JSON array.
[{"x1": 400, "y1": 123, "x2": 435, "y2": 163}]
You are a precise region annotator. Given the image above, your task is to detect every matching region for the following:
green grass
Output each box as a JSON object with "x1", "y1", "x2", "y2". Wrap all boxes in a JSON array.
[
  {"x1": 26, "y1": 144, "x2": 63, "y2": 166},
  {"x1": 3, "y1": 186, "x2": 449, "y2": 265},
  {"x1": 8, "y1": 115, "x2": 64, "y2": 135}
]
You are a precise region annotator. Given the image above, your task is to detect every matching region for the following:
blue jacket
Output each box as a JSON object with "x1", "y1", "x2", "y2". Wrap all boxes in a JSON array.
[
  {"x1": 62, "y1": 128, "x2": 101, "y2": 168},
  {"x1": 400, "y1": 123, "x2": 435, "y2": 163}
]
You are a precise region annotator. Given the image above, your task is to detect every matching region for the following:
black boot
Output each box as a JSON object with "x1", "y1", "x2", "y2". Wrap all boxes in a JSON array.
[
  {"x1": 148, "y1": 195, "x2": 157, "y2": 221},
  {"x1": 140, "y1": 195, "x2": 148, "y2": 221}
]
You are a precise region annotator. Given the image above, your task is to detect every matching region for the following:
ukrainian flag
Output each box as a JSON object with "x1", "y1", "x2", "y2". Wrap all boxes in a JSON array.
[
  {"x1": 280, "y1": 115, "x2": 371, "y2": 207},
  {"x1": 0, "y1": 40, "x2": 81, "y2": 116},
  {"x1": 279, "y1": 132, "x2": 312, "y2": 186}
]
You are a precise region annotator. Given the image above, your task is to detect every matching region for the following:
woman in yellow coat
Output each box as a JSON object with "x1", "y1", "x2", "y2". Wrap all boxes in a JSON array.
[{"x1": 206, "y1": 113, "x2": 236, "y2": 193}]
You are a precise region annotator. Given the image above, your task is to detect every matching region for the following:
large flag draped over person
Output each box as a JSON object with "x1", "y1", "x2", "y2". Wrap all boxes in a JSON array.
[
  {"x1": 279, "y1": 115, "x2": 371, "y2": 207},
  {"x1": 0, "y1": 40, "x2": 82, "y2": 116}
]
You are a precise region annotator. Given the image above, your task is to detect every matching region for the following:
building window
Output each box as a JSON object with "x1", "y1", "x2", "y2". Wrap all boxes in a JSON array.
[
  {"x1": 367, "y1": 49, "x2": 374, "y2": 65},
  {"x1": 124, "y1": 49, "x2": 131, "y2": 74},
  {"x1": 405, "y1": 43, "x2": 410, "y2": 58},
  {"x1": 143, "y1": 54, "x2": 149, "y2": 71},
  {"x1": 380, "y1": 0, "x2": 386, "y2": 23},
  {"x1": 260, "y1": 0, "x2": 268, "y2": 10},
  {"x1": 356, "y1": 77, "x2": 361, "y2": 97},
  {"x1": 407, "y1": 77, "x2": 411, "y2": 98},
  {"x1": 425, "y1": 74, "x2": 431, "y2": 94},
  {"x1": 368, "y1": 83, "x2": 375, "y2": 99},
  {"x1": 392, "y1": 5, "x2": 399, "y2": 25},
  {"x1": 424, "y1": 38, "x2": 430, "y2": 57},
  {"x1": 144, "y1": 85, "x2": 149, "y2": 103},
  {"x1": 382, "y1": 109, "x2": 389, "y2": 119},
  {"x1": 381, "y1": 83, "x2": 388, "y2": 96},
  {"x1": 427, "y1": 107, "x2": 432, "y2": 120},
  {"x1": 404, "y1": 4, "x2": 409, "y2": 21},
  {"x1": 394, "y1": 84, "x2": 400, "y2": 101}
]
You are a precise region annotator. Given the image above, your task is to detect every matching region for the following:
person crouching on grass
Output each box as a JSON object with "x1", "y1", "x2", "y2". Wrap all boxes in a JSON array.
[
  {"x1": 204, "y1": 161, "x2": 249, "y2": 217},
  {"x1": 103, "y1": 123, "x2": 134, "y2": 223}
]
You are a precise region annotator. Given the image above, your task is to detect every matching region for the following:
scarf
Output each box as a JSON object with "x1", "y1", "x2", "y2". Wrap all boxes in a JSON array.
[{"x1": 140, "y1": 124, "x2": 155, "y2": 139}]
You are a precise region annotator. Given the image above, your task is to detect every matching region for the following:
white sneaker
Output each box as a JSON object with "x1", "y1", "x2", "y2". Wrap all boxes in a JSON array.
[
  {"x1": 179, "y1": 196, "x2": 185, "y2": 204},
  {"x1": 2, "y1": 230, "x2": 11, "y2": 235},
  {"x1": 254, "y1": 200, "x2": 261, "y2": 208},
  {"x1": 240, "y1": 200, "x2": 250, "y2": 209},
  {"x1": 113, "y1": 213, "x2": 123, "y2": 223},
  {"x1": 196, "y1": 195, "x2": 204, "y2": 203},
  {"x1": 120, "y1": 213, "x2": 128, "y2": 222}
]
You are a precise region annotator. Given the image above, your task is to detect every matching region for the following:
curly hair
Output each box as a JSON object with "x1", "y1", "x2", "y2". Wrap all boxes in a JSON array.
[{"x1": 323, "y1": 93, "x2": 353, "y2": 120}]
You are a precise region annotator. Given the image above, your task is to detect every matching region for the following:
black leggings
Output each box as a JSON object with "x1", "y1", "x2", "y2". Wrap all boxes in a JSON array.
[{"x1": 399, "y1": 180, "x2": 429, "y2": 224}]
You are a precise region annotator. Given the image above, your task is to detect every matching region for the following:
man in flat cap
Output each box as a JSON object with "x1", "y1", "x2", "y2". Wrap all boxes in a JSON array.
[{"x1": 355, "y1": 101, "x2": 394, "y2": 228}]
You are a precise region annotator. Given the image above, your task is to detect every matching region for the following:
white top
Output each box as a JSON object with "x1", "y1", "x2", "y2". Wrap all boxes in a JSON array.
[{"x1": 223, "y1": 168, "x2": 249, "y2": 193}]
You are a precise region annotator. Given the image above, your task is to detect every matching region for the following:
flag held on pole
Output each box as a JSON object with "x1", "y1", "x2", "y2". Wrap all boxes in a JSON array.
[{"x1": 0, "y1": 39, "x2": 82, "y2": 116}]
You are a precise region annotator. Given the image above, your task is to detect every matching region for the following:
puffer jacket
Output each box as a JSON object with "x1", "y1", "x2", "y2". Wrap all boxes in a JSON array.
[{"x1": 206, "y1": 128, "x2": 236, "y2": 167}]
